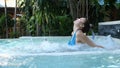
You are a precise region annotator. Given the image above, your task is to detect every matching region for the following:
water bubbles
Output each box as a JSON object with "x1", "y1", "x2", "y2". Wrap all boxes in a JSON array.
[
  {"x1": 107, "y1": 65, "x2": 119, "y2": 68},
  {"x1": 0, "y1": 36, "x2": 120, "y2": 54},
  {"x1": 108, "y1": 56, "x2": 114, "y2": 59}
]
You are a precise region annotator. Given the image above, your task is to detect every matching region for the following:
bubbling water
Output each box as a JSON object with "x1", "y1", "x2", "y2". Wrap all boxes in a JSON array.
[
  {"x1": 0, "y1": 36, "x2": 120, "y2": 54},
  {"x1": 94, "y1": 35, "x2": 120, "y2": 49}
]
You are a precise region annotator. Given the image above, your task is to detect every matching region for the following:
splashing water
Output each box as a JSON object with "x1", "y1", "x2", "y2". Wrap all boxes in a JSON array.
[
  {"x1": 94, "y1": 35, "x2": 120, "y2": 49},
  {"x1": 0, "y1": 36, "x2": 120, "y2": 68},
  {"x1": 0, "y1": 36, "x2": 120, "y2": 54}
]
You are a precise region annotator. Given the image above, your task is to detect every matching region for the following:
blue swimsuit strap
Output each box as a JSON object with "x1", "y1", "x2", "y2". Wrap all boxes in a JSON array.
[
  {"x1": 68, "y1": 29, "x2": 95, "y2": 46},
  {"x1": 68, "y1": 31, "x2": 77, "y2": 46}
]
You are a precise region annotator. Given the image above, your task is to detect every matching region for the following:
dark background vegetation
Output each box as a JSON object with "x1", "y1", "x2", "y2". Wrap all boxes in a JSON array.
[{"x1": 0, "y1": 0, "x2": 120, "y2": 38}]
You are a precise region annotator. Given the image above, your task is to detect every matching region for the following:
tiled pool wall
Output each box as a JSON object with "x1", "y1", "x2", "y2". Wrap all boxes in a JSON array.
[{"x1": 98, "y1": 21, "x2": 120, "y2": 39}]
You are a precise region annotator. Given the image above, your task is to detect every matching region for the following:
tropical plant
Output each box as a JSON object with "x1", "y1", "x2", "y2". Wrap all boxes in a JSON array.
[
  {"x1": 0, "y1": 15, "x2": 5, "y2": 37},
  {"x1": 0, "y1": 14, "x2": 14, "y2": 38},
  {"x1": 18, "y1": 0, "x2": 72, "y2": 36},
  {"x1": 17, "y1": 0, "x2": 120, "y2": 37}
]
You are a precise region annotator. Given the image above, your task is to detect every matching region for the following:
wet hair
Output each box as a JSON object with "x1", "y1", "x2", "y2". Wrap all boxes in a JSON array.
[{"x1": 81, "y1": 18, "x2": 90, "y2": 33}]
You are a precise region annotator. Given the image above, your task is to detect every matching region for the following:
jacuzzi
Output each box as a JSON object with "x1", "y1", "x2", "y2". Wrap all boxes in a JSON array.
[{"x1": 0, "y1": 36, "x2": 120, "y2": 68}]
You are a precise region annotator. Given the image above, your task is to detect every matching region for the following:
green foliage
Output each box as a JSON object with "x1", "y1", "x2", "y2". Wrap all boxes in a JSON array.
[
  {"x1": 18, "y1": 0, "x2": 72, "y2": 36},
  {"x1": 0, "y1": 15, "x2": 5, "y2": 36},
  {"x1": 0, "y1": 14, "x2": 14, "y2": 38},
  {"x1": 88, "y1": 0, "x2": 120, "y2": 33},
  {"x1": 17, "y1": 0, "x2": 120, "y2": 36}
]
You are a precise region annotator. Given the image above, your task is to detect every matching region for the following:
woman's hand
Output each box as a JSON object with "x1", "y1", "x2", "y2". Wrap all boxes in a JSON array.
[{"x1": 96, "y1": 45, "x2": 104, "y2": 48}]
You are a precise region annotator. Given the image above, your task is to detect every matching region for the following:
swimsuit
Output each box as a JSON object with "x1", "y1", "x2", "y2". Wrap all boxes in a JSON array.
[
  {"x1": 68, "y1": 29, "x2": 95, "y2": 46},
  {"x1": 68, "y1": 31, "x2": 77, "y2": 46}
]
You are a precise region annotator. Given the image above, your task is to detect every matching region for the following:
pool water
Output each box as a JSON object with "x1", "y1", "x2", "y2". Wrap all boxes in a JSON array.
[{"x1": 0, "y1": 36, "x2": 120, "y2": 68}]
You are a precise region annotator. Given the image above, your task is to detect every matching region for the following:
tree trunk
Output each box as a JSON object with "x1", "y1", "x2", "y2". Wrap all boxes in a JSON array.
[
  {"x1": 36, "y1": 21, "x2": 39, "y2": 36},
  {"x1": 4, "y1": 0, "x2": 8, "y2": 38},
  {"x1": 68, "y1": 0, "x2": 77, "y2": 20},
  {"x1": 77, "y1": 0, "x2": 88, "y2": 18},
  {"x1": 13, "y1": 0, "x2": 17, "y2": 37},
  {"x1": 68, "y1": 0, "x2": 89, "y2": 20}
]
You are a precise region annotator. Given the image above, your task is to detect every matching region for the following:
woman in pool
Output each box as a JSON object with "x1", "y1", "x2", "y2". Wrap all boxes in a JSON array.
[{"x1": 72, "y1": 17, "x2": 104, "y2": 48}]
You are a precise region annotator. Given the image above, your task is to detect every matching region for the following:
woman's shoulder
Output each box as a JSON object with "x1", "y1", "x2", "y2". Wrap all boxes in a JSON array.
[{"x1": 76, "y1": 30, "x2": 84, "y2": 35}]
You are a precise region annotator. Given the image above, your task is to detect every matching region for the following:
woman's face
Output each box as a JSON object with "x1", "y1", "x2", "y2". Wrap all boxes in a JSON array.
[
  {"x1": 79, "y1": 22, "x2": 85, "y2": 29},
  {"x1": 79, "y1": 18, "x2": 86, "y2": 29},
  {"x1": 73, "y1": 18, "x2": 87, "y2": 29}
]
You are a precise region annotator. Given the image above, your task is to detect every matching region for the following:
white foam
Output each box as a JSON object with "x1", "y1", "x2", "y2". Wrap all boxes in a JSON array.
[
  {"x1": 1, "y1": 49, "x2": 120, "y2": 56},
  {"x1": 94, "y1": 35, "x2": 119, "y2": 50},
  {"x1": 0, "y1": 36, "x2": 120, "y2": 54}
]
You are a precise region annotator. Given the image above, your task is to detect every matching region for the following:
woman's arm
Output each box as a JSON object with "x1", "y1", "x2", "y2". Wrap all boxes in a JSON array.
[{"x1": 76, "y1": 31, "x2": 104, "y2": 48}]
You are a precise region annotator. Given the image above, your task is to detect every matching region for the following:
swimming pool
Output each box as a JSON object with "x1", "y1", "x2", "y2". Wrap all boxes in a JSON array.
[{"x1": 0, "y1": 36, "x2": 120, "y2": 68}]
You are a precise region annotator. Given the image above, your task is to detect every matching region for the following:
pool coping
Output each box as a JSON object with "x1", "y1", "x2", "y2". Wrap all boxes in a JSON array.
[{"x1": 99, "y1": 20, "x2": 120, "y2": 25}]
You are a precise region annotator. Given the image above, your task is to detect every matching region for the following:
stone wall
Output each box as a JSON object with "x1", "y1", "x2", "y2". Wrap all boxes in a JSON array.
[{"x1": 98, "y1": 21, "x2": 120, "y2": 39}]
